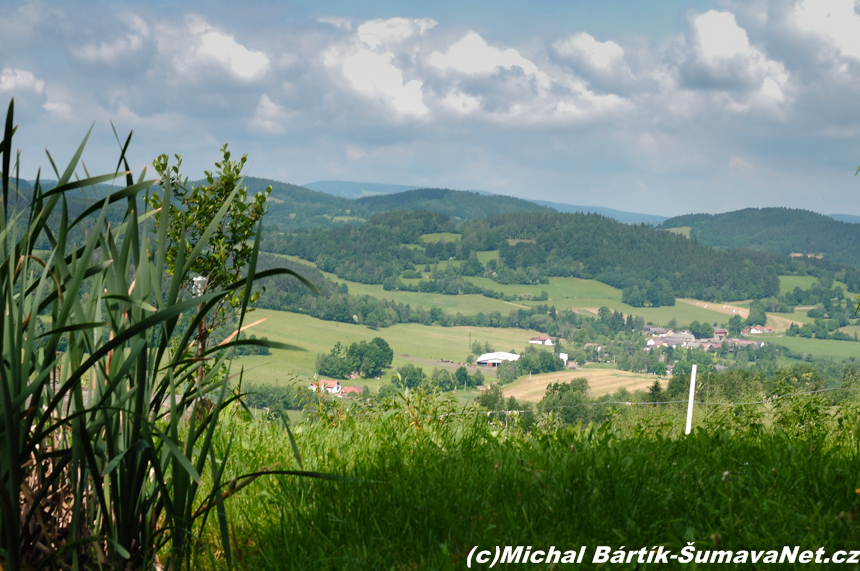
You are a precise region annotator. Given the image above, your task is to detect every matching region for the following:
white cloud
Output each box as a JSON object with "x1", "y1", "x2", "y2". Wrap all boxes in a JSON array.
[
  {"x1": 441, "y1": 89, "x2": 482, "y2": 114},
  {"x1": 43, "y1": 101, "x2": 72, "y2": 119},
  {"x1": 318, "y1": 16, "x2": 353, "y2": 30},
  {"x1": 169, "y1": 16, "x2": 270, "y2": 81},
  {"x1": 340, "y1": 50, "x2": 428, "y2": 117},
  {"x1": 793, "y1": 0, "x2": 860, "y2": 61},
  {"x1": 680, "y1": 11, "x2": 789, "y2": 110},
  {"x1": 554, "y1": 32, "x2": 626, "y2": 71},
  {"x1": 429, "y1": 31, "x2": 549, "y2": 88},
  {"x1": 357, "y1": 17, "x2": 436, "y2": 49},
  {"x1": 73, "y1": 15, "x2": 149, "y2": 64},
  {"x1": 0, "y1": 68, "x2": 45, "y2": 94},
  {"x1": 249, "y1": 94, "x2": 290, "y2": 133}
]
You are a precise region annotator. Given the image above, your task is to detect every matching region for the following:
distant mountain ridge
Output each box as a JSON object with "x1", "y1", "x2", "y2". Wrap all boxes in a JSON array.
[
  {"x1": 660, "y1": 207, "x2": 860, "y2": 267},
  {"x1": 305, "y1": 179, "x2": 667, "y2": 225},
  {"x1": 355, "y1": 188, "x2": 551, "y2": 220}
]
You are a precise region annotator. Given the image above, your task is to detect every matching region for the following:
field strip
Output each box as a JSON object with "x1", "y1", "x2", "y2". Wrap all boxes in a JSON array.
[
  {"x1": 678, "y1": 298, "x2": 749, "y2": 318},
  {"x1": 500, "y1": 368, "x2": 656, "y2": 402}
]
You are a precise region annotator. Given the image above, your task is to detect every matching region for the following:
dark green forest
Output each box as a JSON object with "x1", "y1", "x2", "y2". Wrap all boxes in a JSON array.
[
  {"x1": 660, "y1": 207, "x2": 860, "y2": 266},
  {"x1": 268, "y1": 210, "x2": 796, "y2": 302}
]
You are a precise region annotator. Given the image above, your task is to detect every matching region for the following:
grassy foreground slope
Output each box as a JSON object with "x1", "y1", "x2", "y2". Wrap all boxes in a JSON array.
[{"x1": 207, "y1": 397, "x2": 860, "y2": 570}]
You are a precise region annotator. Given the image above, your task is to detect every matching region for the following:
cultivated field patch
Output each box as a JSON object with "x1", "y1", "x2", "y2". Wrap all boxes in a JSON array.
[{"x1": 500, "y1": 368, "x2": 657, "y2": 402}]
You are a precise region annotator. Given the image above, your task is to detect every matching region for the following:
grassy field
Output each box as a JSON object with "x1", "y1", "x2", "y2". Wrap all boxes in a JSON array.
[
  {"x1": 665, "y1": 226, "x2": 691, "y2": 238},
  {"x1": 779, "y1": 274, "x2": 818, "y2": 294},
  {"x1": 232, "y1": 310, "x2": 545, "y2": 384},
  {"x1": 268, "y1": 254, "x2": 837, "y2": 343},
  {"x1": 501, "y1": 367, "x2": 656, "y2": 402},
  {"x1": 770, "y1": 334, "x2": 860, "y2": 361},
  {"x1": 476, "y1": 249, "x2": 499, "y2": 264},
  {"x1": 419, "y1": 232, "x2": 460, "y2": 242}
]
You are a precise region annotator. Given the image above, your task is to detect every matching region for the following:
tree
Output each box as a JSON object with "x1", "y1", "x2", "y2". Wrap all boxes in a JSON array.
[
  {"x1": 745, "y1": 300, "x2": 768, "y2": 326},
  {"x1": 148, "y1": 146, "x2": 272, "y2": 381},
  {"x1": 394, "y1": 364, "x2": 425, "y2": 389},
  {"x1": 347, "y1": 341, "x2": 386, "y2": 378},
  {"x1": 371, "y1": 337, "x2": 394, "y2": 367},
  {"x1": 496, "y1": 361, "x2": 520, "y2": 384},
  {"x1": 455, "y1": 366, "x2": 469, "y2": 387},
  {"x1": 650, "y1": 362, "x2": 667, "y2": 376},
  {"x1": 648, "y1": 380, "x2": 663, "y2": 403},
  {"x1": 728, "y1": 315, "x2": 743, "y2": 336}
]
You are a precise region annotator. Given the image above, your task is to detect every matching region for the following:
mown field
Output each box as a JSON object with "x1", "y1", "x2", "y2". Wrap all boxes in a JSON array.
[{"x1": 501, "y1": 367, "x2": 655, "y2": 402}]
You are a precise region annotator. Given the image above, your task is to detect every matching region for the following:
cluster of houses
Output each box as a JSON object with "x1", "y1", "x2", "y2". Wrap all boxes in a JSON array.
[
  {"x1": 643, "y1": 327, "x2": 765, "y2": 351},
  {"x1": 309, "y1": 380, "x2": 364, "y2": 397}
]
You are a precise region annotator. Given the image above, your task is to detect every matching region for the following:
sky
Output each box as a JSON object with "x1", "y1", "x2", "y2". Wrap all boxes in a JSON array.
[{"x1": 2, "y1": 0, "x2": 860, "y2": 216}]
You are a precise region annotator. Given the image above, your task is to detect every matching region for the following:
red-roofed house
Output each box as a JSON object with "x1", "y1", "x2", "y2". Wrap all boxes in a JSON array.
[
  {"x1": 309, "y1": 380, "x2": 342, "y2": 394},
  {"x1": 339, "y1": 386, "x2": 364, "y2": 397}
]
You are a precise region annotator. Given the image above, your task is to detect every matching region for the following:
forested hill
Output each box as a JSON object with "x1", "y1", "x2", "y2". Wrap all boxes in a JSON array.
[
  {"x1": 355, "y1": 188, "x2": 552, "y2": 221},
  {"x1": 460, "y1": 212, "x2": 782, "y2": 301},
  {"x1": 267, "y1": 210, "x2": 795, "y2": 302},
  {"x1": 236, "y1": 177, "x2": 372, "y2": 231},
  {"x1": 660, "y1": 208, "x2": 860, "y2": 266},
  {"x1": 236, "y1": 178, "x2": 552, "y2": 229}
]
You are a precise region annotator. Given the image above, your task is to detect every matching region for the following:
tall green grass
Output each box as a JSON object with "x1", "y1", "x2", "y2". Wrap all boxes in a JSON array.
[
  {"x1": 0, "y1": 100, "x2": 314, "y2": 569},
  {"x1": 204, "y1": 390, "x2": 860, "y2": 570}
]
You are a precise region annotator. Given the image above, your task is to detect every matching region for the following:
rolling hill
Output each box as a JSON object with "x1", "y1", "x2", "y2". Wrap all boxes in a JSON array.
[{"x1": 660, "y1": 207, "x2": 860, "y2": 267}]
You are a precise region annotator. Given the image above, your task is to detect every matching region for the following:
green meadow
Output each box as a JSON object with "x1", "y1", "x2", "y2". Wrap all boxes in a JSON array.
[
  {"x1": 770, "y1": 335, "x2": 860, "y2": 362},
  {"x1": 271, "y1": 253, "x2": 818, "y2": 330},
  {"x1": 779, "y1": 274, "x2": 818, "y2": 294},
  {"x1": 232, "y1": 309, "x2": 543, "y2": 383},
  {"x1": 419, "y1": 232, "x2": 461, "y2": 242}
]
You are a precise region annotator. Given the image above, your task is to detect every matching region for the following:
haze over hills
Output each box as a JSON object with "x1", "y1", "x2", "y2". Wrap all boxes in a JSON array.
[
  {"x1": 355, "y1": 188, "x2": 551, "y2": 220},
  {"x1": 660, "y1": 207, "x2": 860, "y2": 267},
  {"x1": 531, "y1": 199, "x2": 668, "y2": 225},
  {"x1": 305, "y1": 179, "x2": 670, "y2": 225},
  {"x1": 303, "y1": 180, "x2": 427, "y2": 198}
]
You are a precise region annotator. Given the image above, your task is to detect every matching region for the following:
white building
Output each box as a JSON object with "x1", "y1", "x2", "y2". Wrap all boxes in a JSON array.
[
  {"x1": 528, "y1": 336, "x2": 556, "y2": 346},
  {"x1": 310, "y1": 380, "x2": 342, "y2": 394},
  {"x1": 476, "y1": 352, "x2": 520, "y2": 368}
]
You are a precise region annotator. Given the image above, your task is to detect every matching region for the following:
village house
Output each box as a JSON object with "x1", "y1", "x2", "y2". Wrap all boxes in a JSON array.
[
  {"x1": 713, "y1": 328, "x2": 728, "y2": 338},
  {"x1": 724, "y1": 338, "x2": 765, "y2": 349},
  {"x1": 476, "y1": 351, "x2": 520, "y2": 368},
  {"x1": 309, "y1": 380, "x2": 342, "y2": 394},
  {"x1": 746, "y1": 325, "x2": 772, "y2": 335},
  {"x1": 645, "y1": 331, "x2": 695, "y2": 349},
  {"x1": 338, "y1": 386, "x2": 363, "y2": 397},
  {"x1": 643, "y1": 326, "x2": 673, "y2": 336},
  {"x1": 528, "y1": 336, "x2": 557, "y2": 346},
  {"x1": 559, "y1": 353, "x2": 569, "y2": 367}
]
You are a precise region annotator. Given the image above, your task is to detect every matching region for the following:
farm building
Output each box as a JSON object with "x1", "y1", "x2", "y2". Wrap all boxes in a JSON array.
[
  {"x1": 528, "y1": 336, "x2": 557, "y2": 346},
  {"x1": 310, "y1": 380, "x2": 342, "y2": 394},
  {"x1": 339, "y1": 386, "x2": 363, "y2": 397},
  {"x1": 476, "y1": 351, "x2": 520, "y2": 368}
]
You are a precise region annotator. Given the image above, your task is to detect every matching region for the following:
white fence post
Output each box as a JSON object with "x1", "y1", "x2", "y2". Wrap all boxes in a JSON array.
[{"x1": 685, "y1": 364, "x2": 698, "y2": 435}]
